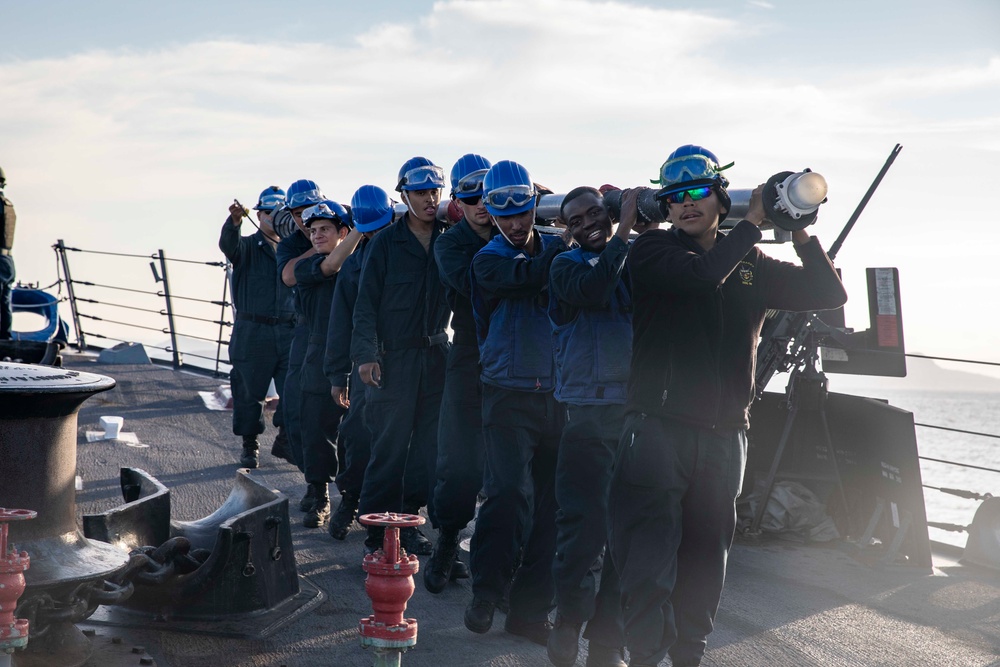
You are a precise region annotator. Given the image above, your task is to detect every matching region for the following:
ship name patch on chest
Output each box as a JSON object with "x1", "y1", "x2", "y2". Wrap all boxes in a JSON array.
[{"x1": 738, "y1": 260, "x2": 755, "y2": 286}]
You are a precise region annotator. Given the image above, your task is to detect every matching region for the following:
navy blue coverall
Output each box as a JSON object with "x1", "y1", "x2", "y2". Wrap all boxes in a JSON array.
[
  {"x1": 611, "y1": 221, "x2": 847, "y2": 666},
  {"x1": 351, "y1": 214, "x2": 449, "y2": 526},
  {"x1": 431, "y1": 218, "x2": 494, "y2": 533},
  {"x1": 294, "y1": 252, "x2": 345, "y2": 485},
  {"x1": 219, "y1": 220, "x2": 295, "y2": 439},
  {"x1": 548, "y1": 236, "x2": 631, "y2": 651},
  {"x1": 324, "y1": 241, "x2": 371, "y2": 501},
  {"x1": 275, "y1": 230, "x2": 313, "y2": 472},
  {"x1": 468, "y1": 229, "x2": 568, "y2": 625}
]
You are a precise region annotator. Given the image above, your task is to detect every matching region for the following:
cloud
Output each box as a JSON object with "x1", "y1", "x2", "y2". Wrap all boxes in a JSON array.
[{"x1": 1, "y1": 0, "x2": 999, "y2": 362}]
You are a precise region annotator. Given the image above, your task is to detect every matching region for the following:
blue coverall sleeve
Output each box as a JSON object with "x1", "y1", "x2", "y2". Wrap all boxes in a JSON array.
[
  {"x1": 550, "y1": 236, "x2": 628, "y2": 309},
  {"x1": 324, "y1": 259, "x2": 358, "y2": 387},
  {"x1": 218, "y1": 218, "x2": 246, "y2": 265},
  {"x1": 351, "y1": 237, "x2": 387, "y2": 365},
  {"x1": 472, "y1": 236, "x2": 568, "y2": 299}
]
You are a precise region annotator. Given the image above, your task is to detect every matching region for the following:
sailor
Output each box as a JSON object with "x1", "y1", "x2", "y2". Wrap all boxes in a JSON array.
[
  {"x1": 464, "y1": 160, "x2": 571, "y2": 645},
  {"x1": 293, "y1": 201, "x2": 361, "y2": 528},
  {"x1": 276, "y1": 178, "x2": 327, "y2": 508},
  {"x1": 323, "y1": 185, "x2": 396, "y2": 540},
  {"x1": 0, "y1": 167, "x2": 15, "y2": 340},
  {"x1": 219, "y1": 186, "x2": 295, "y2": 469},
  {"x1": 351, "y1": 157, "x2": 450, "y2": 556},
  {"x1": 545, "y1": 187, "x2": 637, "y2": 667},
  {"x1": 423, "y1": 154, "x2": 494, "y2": 593},
  {"x1": 609, "y1": 145, "x2": 848, "y2": 667}
]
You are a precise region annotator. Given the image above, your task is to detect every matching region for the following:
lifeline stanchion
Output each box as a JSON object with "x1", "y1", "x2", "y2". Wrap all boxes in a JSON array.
[
  {"x1": 358, "y1": 512, "x2": 425, "y2": 667},
  {"x1": 0, "y1": 508, "x2": 36, "y2": 667}
]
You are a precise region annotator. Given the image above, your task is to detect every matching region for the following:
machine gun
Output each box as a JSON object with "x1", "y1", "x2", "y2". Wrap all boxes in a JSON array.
[{"x1": 754, "y1": 143, "x2": 904, "y2": 397}]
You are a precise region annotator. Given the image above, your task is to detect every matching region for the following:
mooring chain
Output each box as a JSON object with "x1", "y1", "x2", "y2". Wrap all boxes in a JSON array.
[{"x1": 129, "y1": 536, "x2": 211, "y2": 585}]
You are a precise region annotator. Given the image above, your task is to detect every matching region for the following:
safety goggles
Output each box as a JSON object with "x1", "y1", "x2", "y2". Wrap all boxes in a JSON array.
[
  {"x1": 255, "y1": 193, "x2": 286, "y2": 211},
  {"x1": 485, "y1": 185, "x2": 535, "y2": 210},
  {"x1": 661, "y1": 186, "x2": 714, "y2": 205},
  {"x1": 398, "y1": 165, "x2": 446, "y2": 191},
  {"x1": 287, "y1": 188, "x2": 325, "y2": 209},
  {"x1": 454, "y1": 168, "x2": 489, "y2": 196},
  {"x1": 654, "y1": 154, "x2": 732, "y2": 192},
  {"x1": 301, "y1": 202, "x2": 347, "y2": 226}
]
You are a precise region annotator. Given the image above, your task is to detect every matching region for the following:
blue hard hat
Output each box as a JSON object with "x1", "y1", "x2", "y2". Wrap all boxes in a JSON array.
[
  {"x1": 396, "y1": 157, "x2": 446, "y2": 192},
  {"x1": 351, "y1": 185, "x2": 396, "y2": 233},
  {"x1": 483, "y1": 160, "x2": 536, "y2": 217},
  {"x1": 450, "y1": 153, "x2": 492, "y2": 199},
  {"x1": 253, "y1": 185, "x2": 286, "y2": 211},
  {"x1": 286, "y1": 179, "x2": 325, "y2": 209},
  {"x1": 302, "y1": 199, "x2": 351, "y2": 228}
]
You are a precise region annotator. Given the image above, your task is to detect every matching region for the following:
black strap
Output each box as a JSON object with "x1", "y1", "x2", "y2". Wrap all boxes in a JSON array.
[
  {"x1": 235, "y1": 312, "x2": 295, "y2": 326},
  {"x1": 381, "y1": 331, "x2": 449, "y2": 351}
]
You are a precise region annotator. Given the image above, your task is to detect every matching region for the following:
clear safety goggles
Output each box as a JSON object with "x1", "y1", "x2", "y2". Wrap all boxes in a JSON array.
[
  {"x1": 485, "y1": 185, "x2": 535, "y2": 210},
  {"x1": 654, "y1": 154, "x2": 732, "y2": 194},
  {"x1": 454, "y1": 169, "x2": 489, "y2": 196},
  {"x1": 255, "y1": 193, "x2": 286, "y2": 211},
  {"x1": 302, "y1": 202, "x2": 344, "y2": 225},
  {"x1": 288, "y1": 188, "x2": 325, "y2": 209},
  {"x1": 399, "y1": 165, "x2": 446, "y2": 191}
]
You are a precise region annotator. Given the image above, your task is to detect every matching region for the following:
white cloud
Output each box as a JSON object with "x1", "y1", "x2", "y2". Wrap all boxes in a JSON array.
[{"x1": 1, "y1": 0, "x2": 999, "y2": 362}]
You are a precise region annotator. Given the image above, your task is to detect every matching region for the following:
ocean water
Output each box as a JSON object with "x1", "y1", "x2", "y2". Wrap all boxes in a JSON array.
[{"x1": 836, "y1": 388, "x2": 1000, "y2": 549}]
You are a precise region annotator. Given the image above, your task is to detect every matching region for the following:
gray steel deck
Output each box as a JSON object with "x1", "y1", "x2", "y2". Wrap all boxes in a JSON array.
[{"x1": 62, "y1": 357, "x2": 1000, "y2": 667}]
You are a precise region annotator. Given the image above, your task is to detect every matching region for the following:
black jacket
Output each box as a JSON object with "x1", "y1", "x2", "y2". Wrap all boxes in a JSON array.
[{"x1": 626, "y1": 220, "x2": 847, "y2": 429}]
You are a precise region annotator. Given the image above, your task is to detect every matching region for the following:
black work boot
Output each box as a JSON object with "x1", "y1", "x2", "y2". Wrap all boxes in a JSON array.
[
  {"x1": 298, "y1": 484, "x2": 316, "y2": 513},
  {"x1": 303, "y1": 483, "x2": 330, "y2": 528},
  {"x1": 270, "y1": 427, "x2": 292, "y2": 463},
  {"x1": 239, "y1": 436, "x2": 259, "y2": 468},
  {"x1": 547, "y1": 614, "x2": 583, "y2": 667},
  {"x1": 328, "y1": 492, "x2": 359, "y2": 541},
  {"x1": 400, "y1": 526, "x2": 433, "y2": 556},
  {"x1": 424, "y1": 529, "x2": 460, "y2": 594},
  {"x1": 585, "y1": 643, "x2": 627, "y2": 667},
  {"x1": 464, "y1": 597, "x2": 496, "y2": 634},
  {"x1": 505, "y1": 615, "x2": 552, "y2": 646},
  {"x1": 450, "y1": 554, "x2": 470, "y2": 580}
]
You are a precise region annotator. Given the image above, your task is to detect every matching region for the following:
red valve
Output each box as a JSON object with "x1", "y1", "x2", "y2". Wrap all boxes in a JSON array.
[
  {"x1": 358, "y1": 512, "x2": 425, "y2": 652},
  {"x1": 0, "y1": 508, "x2": 36, "y2": 654}
]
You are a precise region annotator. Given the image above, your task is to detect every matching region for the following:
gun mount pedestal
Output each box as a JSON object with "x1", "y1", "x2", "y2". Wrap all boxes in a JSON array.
[{"x1": 746, "y1": 332, "x2": 853, "y2": 538}]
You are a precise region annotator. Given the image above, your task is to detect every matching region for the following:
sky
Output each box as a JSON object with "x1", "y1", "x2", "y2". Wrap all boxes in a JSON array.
[{"x1": 3, "y1": 0, "x2": 1000, "y2": 382}]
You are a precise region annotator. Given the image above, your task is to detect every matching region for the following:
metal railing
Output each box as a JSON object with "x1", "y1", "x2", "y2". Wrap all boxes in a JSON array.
[
  {"x1": 53, "y1": 239, "x2": 232, "y2": 376},
  {"x1": 899, "y1": 353, "x2": 1000, "y2": 537}
]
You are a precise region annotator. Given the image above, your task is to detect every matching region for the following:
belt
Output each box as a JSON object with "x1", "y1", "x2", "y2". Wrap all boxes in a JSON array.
[
  {"x1": 235, "y1": 312, "x2": 295, "y2": 326},
  {"x1": 381, "y1": 331, "x2": 449, "y2": 352},
  {"x1": 0, "y1": 249, "x2": 10, "y2": 256},
  {"x1": 452, "y1": 330, "x2": 478, "y2": 347}
]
